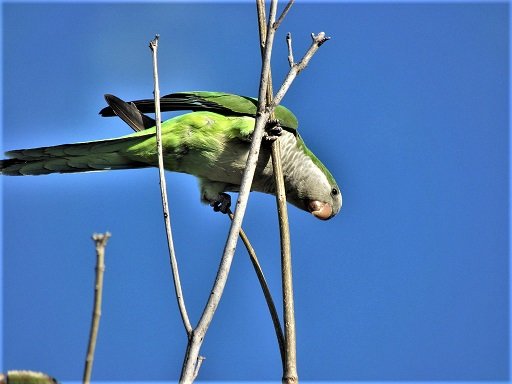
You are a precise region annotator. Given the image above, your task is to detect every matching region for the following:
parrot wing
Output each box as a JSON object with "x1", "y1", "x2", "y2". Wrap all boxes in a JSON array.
[{"x1": 99, "y1": 91, "x2": 299, "y2": 132}]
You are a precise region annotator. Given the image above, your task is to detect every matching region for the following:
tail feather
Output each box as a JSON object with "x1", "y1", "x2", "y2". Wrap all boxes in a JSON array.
[{"x1": 1, "y1": 136, "x2": 150, "y2": 176}]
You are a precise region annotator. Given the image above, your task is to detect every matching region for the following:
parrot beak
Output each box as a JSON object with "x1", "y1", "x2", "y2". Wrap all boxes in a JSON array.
[{"x1": 307, "y1": 200, "x2": 333, "y2": 220}]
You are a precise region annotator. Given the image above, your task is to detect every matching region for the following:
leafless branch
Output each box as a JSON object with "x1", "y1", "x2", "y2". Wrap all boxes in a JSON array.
[
  {"x1": 286, "y1": 32, "x2": 294, "y2": 66},
  {"x1": 149, "y1": 35, "x2": 193, "y2": 336},
  {"x1": 256, "y1": 1, "x2": 298, "y2": 381},
  {"x1": 255, "y1": 0, "x2": 288, "y2": 371},
  {"x1": 275, "y1": 0, "x2": 295, "y2": 30},
  {"x1": 273, "y1": 32, "x2": 330, "y2": 107},
  {"x1": 83, "y1": 232, "x2": 111, "y2": 384},
  {"x1": 271, "y1": 140, "x2": 297, "y2": 382}
]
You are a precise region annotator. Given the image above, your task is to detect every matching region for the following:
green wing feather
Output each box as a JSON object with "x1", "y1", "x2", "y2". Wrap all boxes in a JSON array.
[{"x1": 99, "y1": 91, "x2": 299, "y2": 132}]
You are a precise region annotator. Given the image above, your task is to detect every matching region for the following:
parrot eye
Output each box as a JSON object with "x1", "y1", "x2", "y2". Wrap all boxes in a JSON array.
[{"x1": 331, "y1": 187, "x2": 339, "y2": 196}]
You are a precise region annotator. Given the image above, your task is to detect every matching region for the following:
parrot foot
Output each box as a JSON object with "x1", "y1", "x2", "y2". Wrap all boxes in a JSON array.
[
  {"x1": 210, "y1": 192, "x2": 232, "y2": 214},
  {"x1": 263, "y1": 119, "x2": 282, "y2": 142}
]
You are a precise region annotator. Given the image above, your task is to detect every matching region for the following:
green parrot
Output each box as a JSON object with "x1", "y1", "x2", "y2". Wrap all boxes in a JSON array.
[{"x1": 1, "y1": 91, "x2": 342, "y2": 220}]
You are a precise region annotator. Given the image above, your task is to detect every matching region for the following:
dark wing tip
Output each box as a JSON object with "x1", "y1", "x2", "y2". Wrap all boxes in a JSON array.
[
  {"x1": 101, "y1": 94, "x2": 156, "y2": 132},
  {"x1": 99, "y1": 94, "x2": 116, "y2": 116}
]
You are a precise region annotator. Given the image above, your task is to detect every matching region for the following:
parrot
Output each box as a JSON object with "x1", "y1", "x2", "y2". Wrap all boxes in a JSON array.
[{"x1": 0, "y1": 91, "x2": 342, "y2": 220}]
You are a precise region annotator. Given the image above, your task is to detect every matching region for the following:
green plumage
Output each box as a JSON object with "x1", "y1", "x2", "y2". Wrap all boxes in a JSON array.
[{"x1": 1, "y1": 92, "x2": 342, "y2": 219}]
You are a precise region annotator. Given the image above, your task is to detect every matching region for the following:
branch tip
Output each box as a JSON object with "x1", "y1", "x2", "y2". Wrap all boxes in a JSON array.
[
  {"x1": 91, "y1": 232, "x2": 111, "y2": 245},
  {"x1": 149, "y1": 34, "x2": 160, "y2": 50},
  {"x1": 286, "y1": 32, "x2": 294, "y2": 67},
  {"x1": 312, "y1": 31, "x2": 330, "y2": 46},
  {"x1": 84, "y1": 231, "x2": 109, "y2": 384}
]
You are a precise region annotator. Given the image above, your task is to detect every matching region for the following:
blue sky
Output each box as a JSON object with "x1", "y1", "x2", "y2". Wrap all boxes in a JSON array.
[{"x1": 1, "y1": 1, "x2": 509, "y2": 382}]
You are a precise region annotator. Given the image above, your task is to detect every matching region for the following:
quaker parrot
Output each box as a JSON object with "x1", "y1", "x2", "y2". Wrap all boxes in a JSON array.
[{"x1": 0, "y1": 91, "x2": 342, "y2": 220}]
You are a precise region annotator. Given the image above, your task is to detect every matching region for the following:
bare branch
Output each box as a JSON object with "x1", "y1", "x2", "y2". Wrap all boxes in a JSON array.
[
  {"x1": 149, "y1": 35, "x2": 192, "y2": 336},
  {"x1": 83, "y1": 232, "x2": 111, "y2": 384},
  {"x1": 256, "y1": 0, "x2": 276, "y2": 107},
  {"x1": 271, "y1": 140, "x2": 297, "y2": 382},
  {"x1": 274, "y1": 0, "x2": 295, "y2": 30},
  {"x1": 256, "y1": 2, "x2": 298, "y2": 381},
  {"x1": 266, "y1": 31, "x2": 331, "y2": 381},
  {"x1": 286, "y1": 32, "x2": 294, "y2": 67},
  {"x1": 256, "y1": 0, "x2": 267, "y2": 52},
  {"x1": 192, "y1": 356, "x2": 205, "y2": 381},
  {"x1": 257, "y1": 0, "x2": 278, "y2": 113},
  {"x1": 273, "y1": 31, "x2": 330, "y2": 109}
]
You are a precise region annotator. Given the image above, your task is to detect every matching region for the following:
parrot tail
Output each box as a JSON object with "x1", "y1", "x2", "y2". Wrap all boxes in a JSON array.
[{"x1": 0, "y1": 136, "x2": 149, "y2": 176}]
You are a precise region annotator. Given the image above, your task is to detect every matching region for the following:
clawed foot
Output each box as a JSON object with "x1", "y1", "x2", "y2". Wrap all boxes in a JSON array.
[
  {"x1": 210, "y1": 192, "x2": 232, "y2": 214},
  {"x1": 263, "y1": 119, "x2": 282, "y2": 142}
]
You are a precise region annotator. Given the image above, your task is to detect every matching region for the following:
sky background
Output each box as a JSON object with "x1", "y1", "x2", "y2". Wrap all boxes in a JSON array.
[{"x1": 1, "y1": 1, "x2": 509, "y2": 382}]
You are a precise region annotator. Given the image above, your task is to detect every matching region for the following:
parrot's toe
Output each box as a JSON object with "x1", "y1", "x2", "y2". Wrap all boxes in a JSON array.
[
  {"x1": 263, "y1": 119, "x2": 283, "y2": 142},
  {"x1": 210, "y1": 192, "x2": 232, "y2": 214}
]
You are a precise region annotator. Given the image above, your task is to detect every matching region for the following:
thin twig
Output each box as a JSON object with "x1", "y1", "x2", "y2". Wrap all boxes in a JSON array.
[
  {"x1": 272, "y1": 32, "x2": 330, "y2": 107},
  {"x1": 271, "y1": 141, "x2": 297, "y2": 382},
  {"x1": 286, "y1": 33, "x2": 294, "y2": 66},
  {"x1": 83, "y1": 232, "x2": 111, "y2": 384},
  {"x1": 179, "y1": 1, "x2": 280, "y2": 381},
  {"x1": 228, "y1": 212, "x2": 286, "y2": 363},
  {"x1": 192, "y1": 356, "x2": 205, "y2": 380},
  {"x1": 274, "y1": 0, "x2": 295, "y2": 30},
  {"x1": 149, "y1": 35, "x2": 192, "y2": 336}
]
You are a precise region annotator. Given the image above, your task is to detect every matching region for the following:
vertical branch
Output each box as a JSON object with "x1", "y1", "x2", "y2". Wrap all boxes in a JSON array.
[
  {"x1": 255, "y1": 0, "x2": 290, "y2": 371},
  {"x1": 256, "y1": 0, "x2": 278, "y2": 113},
  {"x1": 271, "y1": 142, "x2": 297, "y2": 382},
  {"x1": 149, "y1": 36, "x2": 192, "y2": 335},
  {"x1": 256, "y1": 0, "x2": 267, "y2": 53},
  {"x1": 83, "y1": 232, "x2": 111, "y2": 384},
  {"x1": 256, "y1": 1, "x2": 297, "y2": 382}
]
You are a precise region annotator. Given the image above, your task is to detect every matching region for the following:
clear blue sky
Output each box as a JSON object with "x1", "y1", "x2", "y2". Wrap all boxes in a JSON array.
[{"x1": 1, "y1": 1, "x2": 509, "y2": 382}]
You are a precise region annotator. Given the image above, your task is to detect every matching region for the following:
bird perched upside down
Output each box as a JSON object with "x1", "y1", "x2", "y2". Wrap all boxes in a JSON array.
[{"x1": 0, "y1": 91, "x2": 342, "y2": 220}]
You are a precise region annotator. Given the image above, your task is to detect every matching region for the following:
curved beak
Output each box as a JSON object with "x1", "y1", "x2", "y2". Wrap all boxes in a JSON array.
[{"x1": 307, "y1": 200, "x2": 334, "y2": 220}]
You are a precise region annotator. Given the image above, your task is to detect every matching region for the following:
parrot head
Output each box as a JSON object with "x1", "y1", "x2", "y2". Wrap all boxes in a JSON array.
[
  {"x1": 287, "y1": 181, "x2": 341, "y2": 221},
  {"x1": 284, "y1": 138, "x2": 342, "y2": 221},
  {"x1": 305, "y1": 186, "x2": 342, "y2": 220}
]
